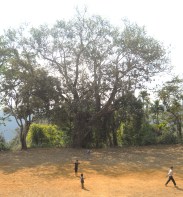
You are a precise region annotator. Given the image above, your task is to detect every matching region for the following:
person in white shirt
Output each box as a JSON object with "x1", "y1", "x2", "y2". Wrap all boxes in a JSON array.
[{"x1": 165, "y1": 166, "x2": 177, "y2": 187}]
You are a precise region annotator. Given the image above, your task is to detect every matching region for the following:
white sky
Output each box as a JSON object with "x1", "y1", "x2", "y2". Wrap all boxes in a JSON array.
[{"x1": 0, "y1": 0, "x2": 182, "y2": 76}]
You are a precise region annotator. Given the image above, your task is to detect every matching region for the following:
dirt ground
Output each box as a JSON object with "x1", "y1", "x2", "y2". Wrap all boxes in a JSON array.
[{"x1": 0, "y1": 145, "x2": 183, "y2": 197}]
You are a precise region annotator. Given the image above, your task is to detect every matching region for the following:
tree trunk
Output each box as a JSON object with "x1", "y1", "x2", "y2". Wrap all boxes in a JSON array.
[
  {"x1": 20, "y1": 121, "x2": 31, "y2": 150},
  {"x1": 112, "y1": 129, "x2": 118, "y2": 146},
  {"x1": 72, "y1": 125, "x2": 83, "y2": 148},
  {"x1": 177, "y1": 119, "x2": 182, "y2": 138},
  {"x1": 21, "y1": 133, "x2": 27, "y2": 150},
  {"x1": 72, "y1": 112, "x2": 89, "y2": 148},
  {"x1": 20, "y1": 126, "x2": 27, "y2": 150}
]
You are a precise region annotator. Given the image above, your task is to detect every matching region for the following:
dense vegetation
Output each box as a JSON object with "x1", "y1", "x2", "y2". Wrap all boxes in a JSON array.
[{"x1": 0, "y1": 11, "x2": 182, "y2": 150}]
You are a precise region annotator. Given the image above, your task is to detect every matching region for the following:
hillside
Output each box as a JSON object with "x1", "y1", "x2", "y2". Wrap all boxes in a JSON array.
[{"x1": 0, "y1": 110, "x2": 18, "y2": 141}]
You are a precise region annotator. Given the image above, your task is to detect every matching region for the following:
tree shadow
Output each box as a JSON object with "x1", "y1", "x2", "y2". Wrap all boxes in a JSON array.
[
  {"x1": 0, "y1": 145, "x2": 183, "y2": 181},
  {"x1": 86, "y1": 145, "x2": 183, "y2": 177},
  {"x1": 0, "y1": 148, "x2": 83, "y2": 176}
]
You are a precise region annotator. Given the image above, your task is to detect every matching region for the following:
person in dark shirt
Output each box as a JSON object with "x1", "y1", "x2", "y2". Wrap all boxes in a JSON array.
[{"x1": 74, "y1": 160, "x2": 80, "y2": 176}]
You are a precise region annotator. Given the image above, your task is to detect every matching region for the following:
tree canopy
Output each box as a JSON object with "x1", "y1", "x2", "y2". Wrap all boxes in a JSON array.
[{"x1": 0, "y1": 12, "x2": 171, "y2": 149}]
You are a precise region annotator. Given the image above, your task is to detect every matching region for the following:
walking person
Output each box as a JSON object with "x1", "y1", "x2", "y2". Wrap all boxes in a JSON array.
[
  {"x1": 165, "y1": 166, "x2": 177, "y2": 187},
  {"x1": 74, "y1": 160, "x2": 80, "y2": 176},
  {"x1": 80, "y1": 173, "x2": 85, "y2": 189}
]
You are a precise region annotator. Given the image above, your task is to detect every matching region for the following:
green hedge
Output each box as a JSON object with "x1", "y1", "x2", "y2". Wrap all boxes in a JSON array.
[{"x1": 27, "y1": 123, "x2": 64, "y2": 147}]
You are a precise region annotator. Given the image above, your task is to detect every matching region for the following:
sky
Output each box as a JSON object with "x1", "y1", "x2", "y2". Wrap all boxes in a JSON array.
[{"x1": 0, "y1": 0, "x2": 182, "y2": 76}]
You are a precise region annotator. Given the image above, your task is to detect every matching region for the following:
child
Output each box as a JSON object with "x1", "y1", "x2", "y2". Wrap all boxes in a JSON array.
[
  {"x1": 80, "y1": 173, "x2": 85, "y2": 189},
  {"x1": 74, "y1": 160, "x2": 80, "y2": 176},
  {"x1": 165, "y1": 166, "x2": 177, "y2": 187}
]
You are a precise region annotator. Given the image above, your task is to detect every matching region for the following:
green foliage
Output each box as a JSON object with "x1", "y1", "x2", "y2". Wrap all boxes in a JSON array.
[
  {"x1": 158, "y1": 76, "x2": 183, "y2": 138},
  {"x1": 8, "y1": 130, "x2": 21, "y2": 150},
  {"x1": 30, "y1": 15, "x2": 168, "y2": 147},
  {"x1": 150, "y1": 100, "x2": 164, "y2": 124},
  {"x1": 122, "y1": 124, "x2": 138, "y2": 146},
  {"x1": 0, "y1": 134, "x2": 8, "y2": 151},
  {"x1": 0, "y1": 27, "x2": 62, "y2": 149},
  {"x1": 116, "y1": 123, "x2": 123, "y2": 146},
  {"x1": 140, "y1": 124, "x2": 157, "y2": 145},
  {"x1": 157, "y1": 131, "x2": 178, "y2": 144},
  {"x1": 27, "y1": 124, "x2": 48, "y2": 147},
  {"x1": 59, "y1": 126, "x2": 72, "y2": 147},
  {"x1": 153, "y1": 122, "x2": 168, "y2": 134},
  {"x1": 27, "y1": 123, "x2": 65, "y2": 147},
  {"x1": 116, "y1": 93, "x2": 144, "y2": 146},
  {"x1": 0, "y1": 12, "x2": 170, "y2": 148}
]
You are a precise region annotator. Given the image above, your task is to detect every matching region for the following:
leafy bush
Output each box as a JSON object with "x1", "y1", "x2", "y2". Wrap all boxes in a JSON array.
[
  {"x1": 140, "y1": 124, "x2": 157, "y2": 145},
  {"x1": 122, "y1": 123, "x2": 159, "y2": 146},
  {"x1": 122, "y1": 125, "x2": 139, "y2": 146},
  {"x1": 141, "y1": 130, "x2": 156, "y2": 145},
  {"x1": 8, "y1": 131, "x2": 21, "y2": 151},
  {"x1": 27, "y1": 124, "x2": 65, "y2": 147},
  {"x1": 157, "y1": 131, "x2": 178, "y2": 144},
  {"x1": 0, "y1": 134, "x2": 8, "y2": 151},
  {"x1": 27, "y1": 124, "x2": 49, "y2": 147}
]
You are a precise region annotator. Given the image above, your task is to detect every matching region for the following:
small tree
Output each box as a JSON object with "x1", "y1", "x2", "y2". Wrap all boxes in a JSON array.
[
  {"x1": 158, "y1": 77, "x2": 183, "y2": 138},
  {"x1": 150, "y1": 100, "x2": 164, "y2": 124},
  {"x1": 0, "y1": 28, "x2": 62, "y2": 150},
  {"x1": 0, "y1": 134, "x2": 7, "y2": 151}
]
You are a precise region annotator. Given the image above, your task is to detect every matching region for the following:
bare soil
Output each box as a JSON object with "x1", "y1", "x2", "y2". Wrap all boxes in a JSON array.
[{"x1": 0, "y1": 145, "x2": 183, "y2": 197}]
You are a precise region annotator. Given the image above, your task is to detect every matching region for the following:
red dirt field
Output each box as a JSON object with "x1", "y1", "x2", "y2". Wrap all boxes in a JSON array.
[{"x1": 0, "y1": 145, "x2": 183, "y2": 197}]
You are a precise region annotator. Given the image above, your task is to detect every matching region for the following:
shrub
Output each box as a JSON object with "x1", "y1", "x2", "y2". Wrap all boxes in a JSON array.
[
  {"x1": 140, "y1": 124, "x2": 157, "y2": 145},
  {"x1": 122, "y1": 125, "x2": 138, "y2": 146},
  {"x1": 27, "y1": 123, "x2": 64, "y2": 147},
  {"x1": 8, "y1": 131, "x2": 21, "y2": 151},
  {"x1": 0, "y1": 134, "x2": 8, "y2": 151},
  {"x1": 157, "y1": 131, "x2": 178, "y2": 144}
]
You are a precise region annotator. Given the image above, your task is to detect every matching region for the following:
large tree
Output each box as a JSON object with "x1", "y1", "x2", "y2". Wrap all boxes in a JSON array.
[
  {"x1": 29, "y1": 13, "x2": 169, "y2": 147},
  {"x1": 0, "y1": 28, "x2": 62, "y2": 149}
]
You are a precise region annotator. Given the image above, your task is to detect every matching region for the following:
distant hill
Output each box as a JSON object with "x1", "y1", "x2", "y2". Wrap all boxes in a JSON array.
[{"x1": 0, "y1": 110, "x2": 18, "y2": 142}]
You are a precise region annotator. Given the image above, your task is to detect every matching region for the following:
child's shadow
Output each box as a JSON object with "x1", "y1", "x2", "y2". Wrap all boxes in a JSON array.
[
  {"x1": 175, "y1": 186, "x2": 183, "y2": 191},
  {"x1": 83, "y1": 187, "x2": 90, "y2": 191}
]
